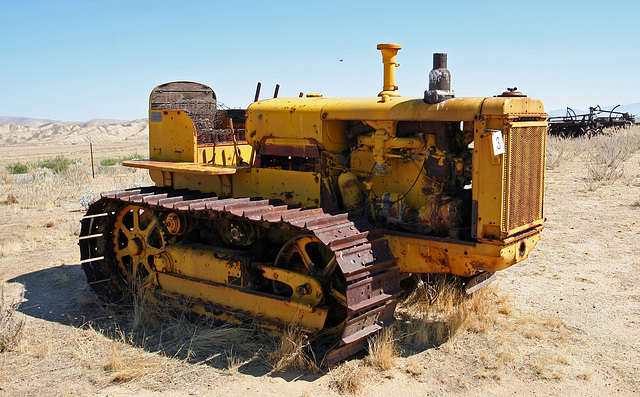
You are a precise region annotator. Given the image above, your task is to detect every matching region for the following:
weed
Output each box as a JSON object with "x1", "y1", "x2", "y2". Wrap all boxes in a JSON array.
[
  {"x1": 103, "y1": 328, "x2": 166, "y2": 383},
  {"x1": 329, "y1": 361, "x2": 366, "y2": 395},
  {"x1": 37, "y1": 155, "x2": 78, "y2": 174},
  {"x1": 585, "y1": 148, "x2": 625, "y2": 181},
  {"x1": 545, "y1": 138, "x2": 565, "y2": 170},
  {"x1": 364, "y1": 327, "x2": 398, "y2": 371},
  {"x1": 1, "y1": 193, "x2": 19, "y2": 205},
  {"x1": 225, "y1": 348, "x2": 243, "y2": 375},
  {"x1": 398, "y1": 275, "x2": 510, "y2": 346},
  {"x1": 585, "y1": 126, "x2": 640, "y2": 182},
  {"x1": 100, "y1": 153, "x2": 143, "y2": 167},
  {"x1": 6, "y1": 162, "x2": 28, "y2": 174},
  {"x1": 268, "y1": 325, "x2": 318, "y2": 373},
  {"x1": 79, "y1": 189, "x2": 96, "y2": 210},
  {"x1": 0, "y1": 240, "x2": 22, "y2": 257},
  {"x1": 405, "y1": 357, "x2": 424, "y2": 376},
  {"x1": 0, "y1": 169, "x2": 9, "y2": 183},
  {"x1": 1, "y1": 288, "x2": 24, "y2": 352}
]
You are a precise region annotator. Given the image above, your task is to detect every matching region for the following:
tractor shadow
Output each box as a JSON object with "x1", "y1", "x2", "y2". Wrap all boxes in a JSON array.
[
  {"x1": 8, "y1": 264, "x2": 103, "y2": 325},
  {"x1": 6, "y1": 264, "x2": 323, "y2": 380},
  {"x1": 7, "y1": 264, "x2": 451, "y2": 377}
]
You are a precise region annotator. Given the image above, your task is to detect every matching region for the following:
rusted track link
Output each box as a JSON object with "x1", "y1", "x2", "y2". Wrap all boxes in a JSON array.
[{"x1": 79, "y1": 187, "x2": 402, "y2": 365}]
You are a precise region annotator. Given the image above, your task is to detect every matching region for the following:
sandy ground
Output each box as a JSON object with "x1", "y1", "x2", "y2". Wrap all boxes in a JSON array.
[{"x1": 0, "y1": 130, "x2": 639, "y2": 396}]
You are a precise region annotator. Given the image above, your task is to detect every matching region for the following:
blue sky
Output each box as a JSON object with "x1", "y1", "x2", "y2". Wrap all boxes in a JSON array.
[{"x1": 1, "y1": 0, "x2": 638, "y2": 121}]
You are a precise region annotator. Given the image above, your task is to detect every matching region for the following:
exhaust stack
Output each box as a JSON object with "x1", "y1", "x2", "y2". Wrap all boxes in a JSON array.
[
  {"x1": 424, "y1": 53, "x2": 454, "y2": 104},
  {"x1": 377, "y1": 43, "x2": 402, "y2": 97}
]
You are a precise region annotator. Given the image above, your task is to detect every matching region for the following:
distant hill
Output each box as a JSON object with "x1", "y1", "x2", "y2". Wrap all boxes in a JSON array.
[
  {"x1": 0, "y1": 116, "x2": 136, "y2": 126},
  {"x1": 0, "y1": 119, "x2": 149, "y2": 145},
  {"x1": 0, "y1": 116, "x2": 65, "y2": 127},
  {"x1": 548, "y1": 103, "x2": 640, "y2": 118}
]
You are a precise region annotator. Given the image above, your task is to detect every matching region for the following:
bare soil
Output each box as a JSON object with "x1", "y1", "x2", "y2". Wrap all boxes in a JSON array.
[{"x1": 1, "y1": 129, "x2": 639, "y2": 396}]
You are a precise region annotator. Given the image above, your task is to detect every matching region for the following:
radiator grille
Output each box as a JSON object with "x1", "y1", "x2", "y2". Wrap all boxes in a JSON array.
[{"x1": 502, "y1": 125, "x2": 546, "y2": 233}]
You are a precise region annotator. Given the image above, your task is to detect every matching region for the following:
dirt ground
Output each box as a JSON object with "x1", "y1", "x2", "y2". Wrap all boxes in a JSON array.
[{"x1": 0, "y1": 131, "x2": 639, "y2": 396}]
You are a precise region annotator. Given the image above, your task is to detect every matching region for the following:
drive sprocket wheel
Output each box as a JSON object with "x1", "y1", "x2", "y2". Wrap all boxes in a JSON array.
[
  {"x1": 111, "y1": 205, "x2": 173, "y2": 290},
  {"x1": 274, "y1": 234, "x2": 348, "y2": 333}
]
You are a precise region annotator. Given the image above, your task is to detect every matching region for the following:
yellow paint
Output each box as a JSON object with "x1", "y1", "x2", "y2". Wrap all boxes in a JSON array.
[
  {"x1": 231, "y1": 168, "x2": 320, "y2": 207},
  {"x1": 157, "y1": 272, "x2": 328, "y2": 332},
  {"x1": 149, "y1": 110, "x2": 197, "y2": 162},
  {"x1": 156, "y1": 244, "x2": 245, "y2": 285},
  {"x1": 259, "y1": 264, "x2": 323, "y2": 307},
  {"x1": 386, "y1": 228, "x2": 542, "y2": 276}
]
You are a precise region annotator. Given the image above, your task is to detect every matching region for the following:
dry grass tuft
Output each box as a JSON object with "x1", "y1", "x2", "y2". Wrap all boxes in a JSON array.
[
  {"x1": 130, "y1": 288, "x2": 158, "y2": 331},
  {"x1": 398, "y1": 275, "x2": 511, "y2": 346},
  {"x1": 0, "y1": 169, "x2": 10, "y2": 184},
  {"x1": 364, "y1": 327, "x2": 399, "y2": 371},
  {"x1": 329, "y1": 360, "x2": 367, "y2": 395},
  {"x1": 224, "y1": 348, "x2": 243, "y2": 375},
  {"x1": 0, "y1": 289, "x2": 24, "y2": 352},
  {"x1": 1, "y1": 193, "x2": 19, "y2": 204},
  {"x1": 268, "y1": 325, "x2": 318, "y2": 373},
  {"x1": 0, "y1": 239, "x2": 22, "y2": 257}
]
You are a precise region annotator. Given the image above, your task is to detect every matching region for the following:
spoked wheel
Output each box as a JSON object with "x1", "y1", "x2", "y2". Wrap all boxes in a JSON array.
[
  {"x1": 111, "y1": 205, "x2": 172, "y2": 291},
  {"x1": 273, "y1": 234, "x2": 348, "y2": 333}
]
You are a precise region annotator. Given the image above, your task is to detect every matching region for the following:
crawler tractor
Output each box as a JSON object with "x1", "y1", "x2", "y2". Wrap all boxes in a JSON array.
[{"x1": 80, "y1": 44, "x2": 547, "y2": 364}]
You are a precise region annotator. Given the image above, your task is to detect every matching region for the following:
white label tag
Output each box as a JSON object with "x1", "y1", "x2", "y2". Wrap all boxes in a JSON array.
[{"x1": 491, "y1": 130, "x2": 505, "y2": 156}]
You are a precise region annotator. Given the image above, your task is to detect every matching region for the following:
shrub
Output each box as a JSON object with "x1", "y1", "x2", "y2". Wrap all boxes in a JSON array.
[
  {"x1": 6, "y1": 162, "x2": 28, "y2": 174},
  {"x1": 99, "y1": 153, "x2": 143, "y2": 167},
  {"x1": 37, "y1": 155, "x2": 78, "y2": 174}
]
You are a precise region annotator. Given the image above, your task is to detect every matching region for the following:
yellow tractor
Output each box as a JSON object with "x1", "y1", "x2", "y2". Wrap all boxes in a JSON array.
[{"x1": 79, "y1": 43, "x2": 547, "y2": 364}]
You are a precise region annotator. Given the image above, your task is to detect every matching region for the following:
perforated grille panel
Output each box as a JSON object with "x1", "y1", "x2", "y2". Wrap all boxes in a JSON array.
[{"x1": 502, "y1": 125, "x2": 546, "y2": 233}]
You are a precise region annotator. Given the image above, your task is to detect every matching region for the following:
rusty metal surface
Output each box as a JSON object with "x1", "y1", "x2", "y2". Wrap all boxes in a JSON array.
[
  {"x1": 463, "y1": 271, "x2": 497, "y2": 295},
  {"x1": 150, "y1": 81, "x2": 247, "y2": 144},
  {"x1": 79, "y1": 186, "x2": 402, "y2": 364},
  {"x1": 424, "y1": 53, "x2": 455, "y2": 104}
]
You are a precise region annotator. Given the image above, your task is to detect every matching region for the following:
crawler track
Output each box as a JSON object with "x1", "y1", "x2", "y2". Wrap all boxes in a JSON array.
[{"x1": 79, "y1": 186, "x2": 402, "y2": 364}]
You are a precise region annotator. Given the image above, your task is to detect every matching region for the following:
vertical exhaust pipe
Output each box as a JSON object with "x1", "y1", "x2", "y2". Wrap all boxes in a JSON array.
[
  {"x1": 377, "y1": 43, "x2": 402, "y2": 97},
  {"x1": 424, "y1": 53, "x2": 454, "y2": 104}
]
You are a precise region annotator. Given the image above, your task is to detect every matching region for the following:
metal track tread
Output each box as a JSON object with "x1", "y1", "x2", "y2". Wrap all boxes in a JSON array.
[{"x1": 79, "y1": 187, "x2": 402, "y2": 365}]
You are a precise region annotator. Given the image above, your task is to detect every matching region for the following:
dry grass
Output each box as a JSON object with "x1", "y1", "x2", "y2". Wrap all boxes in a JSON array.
[
  {"x1": 0, "y1": 239, "x2": 22, "y2": 257},
  {"x1": 395, "y1": 275, "x2": 583, "y2": 382},
  {"x1": 225, "y1": 348, "x2": 243, "y2": 375},
  {"x1": 584, "y1": 126, "x2": 640, "y2": 182},
  {"x1": 268, "y1": 325, "x2": 318, "y2": 373},
  {"x1": 546, "y1": 125, "x2": 640, "y2": 188},
  {"x1": 98, "y1": 292, "x2": 271, "y2": 370},
  {"x1": 545, "y1": 137, "x2": 566, "y2": 170},
  {"x1": 68, "y1": 324, "x2": 175, "y2": 386},
  {"x1": 0, "y1": 161, "x2": 150, "y2": 210},
  {"x1": 397, "y1": 275, "x2": 511, "y2": 347},
  {"x1": 329, "y1": 360, "x2": 367, "y2": 395},
  {"x1": 364, "y1": 326, "x2": 398, "y2": 371},
  {"x1": 0, "y1": 288, "x2": 24, "y2": 352},
  {"x1": 103, "y1": 329, "x2": 168, "y2": 382},
  {"x1": 0, "y1": 168, "x2": 10, "y2": 184}
]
